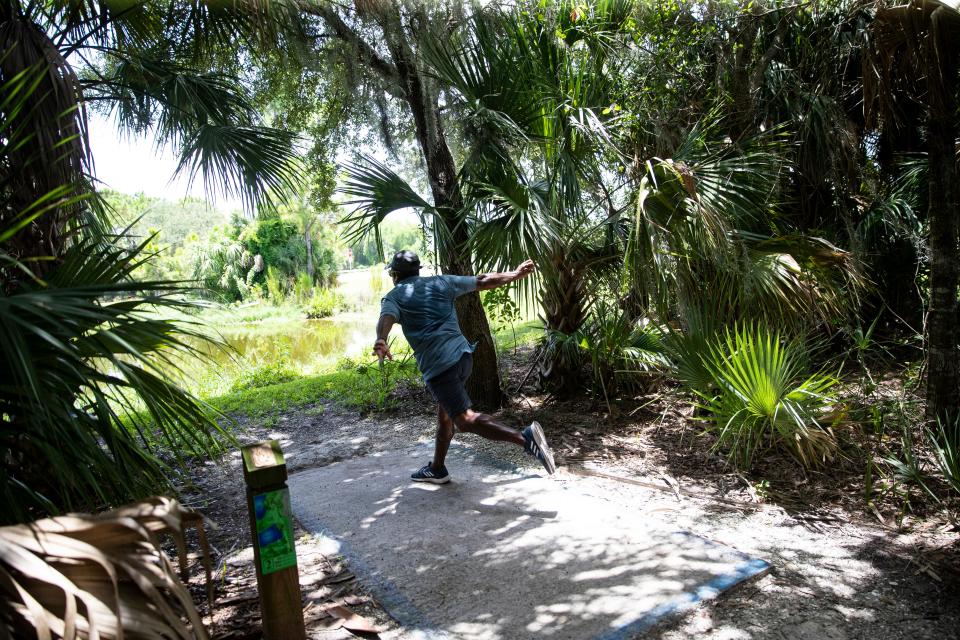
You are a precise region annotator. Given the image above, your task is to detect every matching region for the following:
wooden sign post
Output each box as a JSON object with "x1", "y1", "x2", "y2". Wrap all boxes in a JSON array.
[{"x1": 241, "y1": 440, "x2": 306, "y2": 640}]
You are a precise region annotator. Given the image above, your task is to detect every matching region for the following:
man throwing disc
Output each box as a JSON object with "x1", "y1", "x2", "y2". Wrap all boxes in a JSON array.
[{"x1": 373, "y1": 250, "x2": 556, "y2": 483}]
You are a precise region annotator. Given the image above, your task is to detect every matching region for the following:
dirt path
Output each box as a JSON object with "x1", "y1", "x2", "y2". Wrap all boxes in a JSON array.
[{"x1": 183, "y1": 387, "x2": 960, "y2": 639}]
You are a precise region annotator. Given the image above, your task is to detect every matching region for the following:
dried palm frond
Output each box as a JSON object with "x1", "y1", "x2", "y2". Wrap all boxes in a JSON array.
[{"x1": 0, "y1": 497, "x2": 211, "y2": 640}]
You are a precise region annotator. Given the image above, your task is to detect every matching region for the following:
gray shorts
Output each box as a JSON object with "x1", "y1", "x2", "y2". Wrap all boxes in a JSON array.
[{"x1": 424, "y1": 353, "x2": 473, "y2": 418}]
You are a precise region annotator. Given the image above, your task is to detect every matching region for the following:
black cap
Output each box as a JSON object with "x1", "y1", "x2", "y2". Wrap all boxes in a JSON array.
[{"x1": 387, "y1": 250, "x2": 420, "y2": 273}]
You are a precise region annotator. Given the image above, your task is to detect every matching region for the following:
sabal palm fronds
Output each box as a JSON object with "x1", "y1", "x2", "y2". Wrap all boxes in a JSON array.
[
  {"x1": 628, "y1": 122, "x2": 862, "y2": 333},
  {"x1": 0, "y1": 223, "x2": 231, "y2": 523},
  {"x1": 685, "y1": 323, "x2": 840, "y2": 469},
  {"x1": 0, "y1": 497, "x2": 210, "y2": 640},
  {"x1": 338, "y1": 157, "x2": 442, "y2": 261},
  {"x1": 1, "y1": 80, "x2": 230, "y2": 520},
  {"x1": 421, "y1": 2, "x2": 635, "y2": 388},
  {"x1": 0, "y1": 0, "x2": 305, "y2": 261}
]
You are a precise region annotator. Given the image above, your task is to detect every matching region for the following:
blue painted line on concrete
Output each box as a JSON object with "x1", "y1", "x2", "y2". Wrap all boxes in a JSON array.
[{"x1": 595, "y1": 556, "x2": 771, "y2": 640}]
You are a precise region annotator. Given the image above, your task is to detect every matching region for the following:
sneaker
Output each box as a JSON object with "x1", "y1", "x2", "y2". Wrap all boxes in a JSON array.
[
  {"x1": 522, "y1": 421, "x2": 556, "y2": 475},
  {"x1": 411, "y1": 462, "x2": 450, "y2": 484}
]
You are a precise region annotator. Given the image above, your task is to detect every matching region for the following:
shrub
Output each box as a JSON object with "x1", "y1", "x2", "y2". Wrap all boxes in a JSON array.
[
  {"x1": 265, "y1": 265, "x2": 285, "y2": 302},
  {"x1": 580, "y1": 300, "x2": 669, "y2": 405},
  {"x1": 369, "y1": 265, "x2": 385, "y2": 298},
  {"x1": 927, "y1": 417, "x2": 960, "y2": 497},
  {"x1": 305, "y1": 288, "x2": 345, "y2": 319},
  {"x1": 293, "y1": 271, "x2": 314, "y2": 303},
  {"x1": 230, "y1": 340, "x2": 300, "y2": 392},
  {"x1": 683, "y1": 324, "x2": 840, "y2": 469}
]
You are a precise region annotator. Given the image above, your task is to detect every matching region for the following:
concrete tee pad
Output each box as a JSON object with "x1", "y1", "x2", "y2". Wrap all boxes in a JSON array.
[{"x1": 289, "y1": 446, "x2": 769, "y2": 640}]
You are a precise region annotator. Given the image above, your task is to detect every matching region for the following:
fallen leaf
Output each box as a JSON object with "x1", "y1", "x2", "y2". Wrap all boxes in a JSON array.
[
  {"x1": 329, "y1": 605, "x2": 380, "y2": 633},
  {"x1": 319, "y1": 571, "x2": 356, "y2": 585}
]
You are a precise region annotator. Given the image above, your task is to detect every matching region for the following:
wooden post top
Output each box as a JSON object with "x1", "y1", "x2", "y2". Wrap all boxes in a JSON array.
[{"x1": 241, "y1": 440, "x2": 288, "y2": 489}]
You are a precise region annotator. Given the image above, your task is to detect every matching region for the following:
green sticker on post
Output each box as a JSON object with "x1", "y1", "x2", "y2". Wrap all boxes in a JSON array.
[{"x1": 253, "y1": 488, "x2": 297, "y2": 574}]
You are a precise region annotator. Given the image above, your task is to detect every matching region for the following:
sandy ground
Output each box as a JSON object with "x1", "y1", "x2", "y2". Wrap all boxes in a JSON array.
[{"x1": 181, "y1": 367, "x2": 960, "y2": 639}]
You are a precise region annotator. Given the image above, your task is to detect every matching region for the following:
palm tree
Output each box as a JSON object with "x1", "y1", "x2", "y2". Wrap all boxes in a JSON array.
[
  {"x1": 428, "y1": 2, "x2": 635, "y2": 391},
  {"x1": 307, "y1": 0, "x2": 505, "y2": 408},
  {"x1": 0, "y1": 0, "x2": 304, "y2": 268},
  {"x1": 0, "y1": 1, "x2": 312, "y2": 522},
  {"x1": 343, "y1": 1, "x2": 635, "y2": 391},
  {"x1": 865, "y1": 0, "x2": 960, "y2": 429},
  {"x1": 626, "y1": 123, "x2": 862, "y2": 336},
  {"x1": 0, "y1": 65, "x2": 231, "y2": 523}
]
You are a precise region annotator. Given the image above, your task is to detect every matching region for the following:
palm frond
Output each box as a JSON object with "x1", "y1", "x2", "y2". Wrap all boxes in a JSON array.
[
  {"x1": 0, "y1": 497, "x2": 210, "y2": 639},
  {"x1": 93, "y1": 55, "x2": 256, "y2": 137},
  {"x1": 338, "y1": 157, "x2": 441, "y2": 256},
  {"x1": 175, "y1": 124, "x2": 301, "y2": 213},
  {"x1": 0, "y1": 227, "x2": 231, "y2": 523},
  {"x1": 691, "y1": 323, "x2": 839, "y2": 469}
]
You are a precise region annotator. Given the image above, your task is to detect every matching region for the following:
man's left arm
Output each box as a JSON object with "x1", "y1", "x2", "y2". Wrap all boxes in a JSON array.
[
  {"x1": 373, "y1": 313, "x2": 395, "y2": 361},
  {"x1": 475, "y1": 259, "x2": 536, "y2": 291}
]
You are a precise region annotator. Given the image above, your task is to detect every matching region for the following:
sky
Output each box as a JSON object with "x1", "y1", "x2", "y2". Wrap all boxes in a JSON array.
[
  {"x1": 86, "y1": 110, "x2": 420, "y2": 227},
  {"x1": 87, "y1": 111, "x2": 243, "y2": 213}
]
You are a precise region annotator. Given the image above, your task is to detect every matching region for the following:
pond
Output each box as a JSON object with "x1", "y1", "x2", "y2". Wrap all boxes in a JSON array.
[
  {"x1": 173, "y1": 313, "x2": 381, "y2": 395},
  {"x1": 210, "y1": 317, "x2": 375, "y2": 368}
]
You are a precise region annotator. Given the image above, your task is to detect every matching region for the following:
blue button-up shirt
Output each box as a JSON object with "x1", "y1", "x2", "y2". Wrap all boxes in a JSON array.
[{"x1": 379, "y1": 274, "x2": 478, "y2": 381}]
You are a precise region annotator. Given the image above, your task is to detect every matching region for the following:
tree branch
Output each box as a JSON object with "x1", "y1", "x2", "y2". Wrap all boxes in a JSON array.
[{"x1": 298, "y1": 1, "x2": 400, "y2": 88}]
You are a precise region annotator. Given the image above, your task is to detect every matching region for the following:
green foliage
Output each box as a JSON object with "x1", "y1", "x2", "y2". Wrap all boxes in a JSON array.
[
  {"x1": 482, "y1": 286, "x2": 522, "y2": 353},
  {"x1": 293, "y1": 271, "x2": 313, "y2": 303},
  {"x1": 209, "y1": 356, "x2": 420, "y2": 418},
  {"x1": 0, "y1": 223, "x2": 231, "y2": 524},
  {"x1": 102, "y1": 190, "x2": 228, "y2": 249},
  {"x1": 580, "y1": 300, "x2": 669, "y2": 406},
  {"x1": 188, "y1": 228, "x2": 252, "y2": 301},
  {"x1": 229, "y1": 339, "x2": 300, "y2": 392},
  {"x1": 539, "y1": 327, "x2": 588, "y2": 393},
  {"x1": 369, "y1": 266, "x2": 385, "y2": 299},
  {"x1": 265, "y1": 265, "x2": 285, "y2": 301},
  {"x1": 883, "y1": 423, "x2": 931, "y2": 499},
  {"x1": 241, "y1": 217, "x2": 306, "y2": 282},
  {"x1": 349, "y1": 352, "x2": 419, "y2": 413},
  {"x1": 676, "y1": 324, "x2": 840, "y2": 469},
  {"x1": 495, "y1": 320, "x2": 544, "y2": 352},
  {"x1": 349, "y1": 219, "x2": 425, "y2": 268},
  {"x1": 0, "y1": 64, "x2": 230, "y2": 523},
  {"x1": 927, "y1": 418, "x2": 960, "y2": 497},
  {"x1": 305, "y1": 288, "x2": 345, "y2": 319},
  {"x1": 482, "y1": 287, "x2": 521, "y2": 330}
]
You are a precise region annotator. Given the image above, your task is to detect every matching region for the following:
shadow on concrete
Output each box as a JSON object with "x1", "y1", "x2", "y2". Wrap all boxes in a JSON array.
[{"x1": 289, "y1": 446, "x2": 768, "y2": 640}]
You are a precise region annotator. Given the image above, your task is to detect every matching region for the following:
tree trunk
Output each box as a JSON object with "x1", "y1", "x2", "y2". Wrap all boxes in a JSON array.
[
  {"x1": 382, "y1": 6, "x2": 504, "y2": 409},
  {"x1": 538, "y1": 250, "x2": 588, "y2": 393},
  {"x1": 305, "y1": 220, "x2": 315, "y2": 281},
  {"x1": 924, "y1": 24, "x2": 960, "y2": 428}
]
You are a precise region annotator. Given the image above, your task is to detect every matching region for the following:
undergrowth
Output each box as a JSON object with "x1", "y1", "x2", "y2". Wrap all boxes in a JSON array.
[{"x1": 207, "y1": 355, "x2": 420, "y2": 419}]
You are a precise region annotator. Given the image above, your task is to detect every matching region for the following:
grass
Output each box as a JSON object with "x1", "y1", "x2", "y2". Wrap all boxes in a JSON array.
[
  {"x1": 203, "y1": 321, "x2": 544, "y2": 422},
  {"x1": 494, "y1": 319, "x2": 544, "y2": 352},
  {"x1": 206, "y1": 354, "x2": 421, "y2": 418}
]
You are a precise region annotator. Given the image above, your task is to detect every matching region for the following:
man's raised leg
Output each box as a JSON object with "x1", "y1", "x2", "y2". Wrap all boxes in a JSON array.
[
  {"x1": 452, "y1": 409, "x2": 525, "y2": 446},
  {"x1": 453, "y1": 409, "x2": 555, "y2": 474}
]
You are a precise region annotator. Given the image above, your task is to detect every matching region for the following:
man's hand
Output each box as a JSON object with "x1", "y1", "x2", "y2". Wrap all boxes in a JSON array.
[
  {"x1": 373, "y1": 339, "x2": 393, "y2": 362},
  {"x1": 513, "y1": 259, "x2": 536, "y2": 281}
]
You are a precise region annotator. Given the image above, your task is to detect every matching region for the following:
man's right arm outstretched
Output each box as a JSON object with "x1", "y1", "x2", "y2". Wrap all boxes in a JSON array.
[{"x1": 475, "y1": 259, "x2": 536, "y2": 291}]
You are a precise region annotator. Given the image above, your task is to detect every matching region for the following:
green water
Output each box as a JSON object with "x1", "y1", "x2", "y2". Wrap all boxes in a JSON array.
[
  {"x1": 173, "y1": 314, "x2": 379, "y2": 395},
  {"x1": 202, "y1": 316, "x2": 375, "y2": 369},
  {"x1": 212, "y1": 317, "x2": 374, "y2": 366}
]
